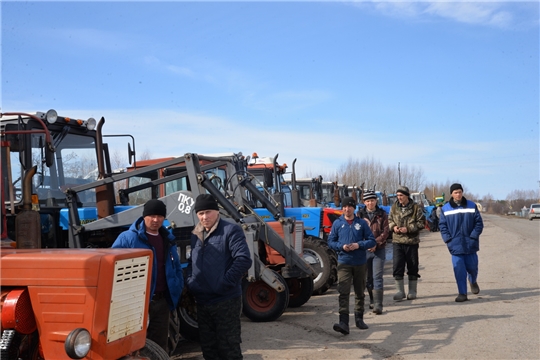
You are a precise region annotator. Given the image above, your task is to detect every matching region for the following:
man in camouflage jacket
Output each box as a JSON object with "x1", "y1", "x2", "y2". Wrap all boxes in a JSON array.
[{"x1": 388, "y1": 185, "x2": 425, "y2": 302}]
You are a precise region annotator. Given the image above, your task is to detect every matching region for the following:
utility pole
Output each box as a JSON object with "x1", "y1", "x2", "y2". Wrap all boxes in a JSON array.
[{"x1": 398, "y1": 162, "x2": 401, "y2": 185}]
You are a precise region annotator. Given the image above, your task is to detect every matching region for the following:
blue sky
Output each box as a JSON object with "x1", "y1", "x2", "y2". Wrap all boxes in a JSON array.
[{"x1": 2, "y1": 1, "x2": 538, "y2": 200}]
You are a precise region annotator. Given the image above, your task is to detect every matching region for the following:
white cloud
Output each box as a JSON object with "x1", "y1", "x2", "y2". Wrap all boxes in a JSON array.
[
  {"x1": 424, "y1": 2, "x2": 513, "y2": 27},
  {"x1": 353, "y1": 1, "x2": 530, "y2": 29}
]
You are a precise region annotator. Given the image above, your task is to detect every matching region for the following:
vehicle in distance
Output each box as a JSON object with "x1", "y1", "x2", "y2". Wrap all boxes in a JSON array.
[{"x1": 529, "y1": 204, "x2": 540, "y2": 220}]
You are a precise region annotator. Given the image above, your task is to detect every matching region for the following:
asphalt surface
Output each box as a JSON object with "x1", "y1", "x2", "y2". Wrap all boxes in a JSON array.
[{"x1": 173, "y1": 214, "x2": 540, "y2": 359}]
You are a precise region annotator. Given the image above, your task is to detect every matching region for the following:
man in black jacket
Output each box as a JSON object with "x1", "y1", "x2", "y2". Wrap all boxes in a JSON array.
[{"x1": 186, "y1": 194, "x2": 252, "y2": 359}]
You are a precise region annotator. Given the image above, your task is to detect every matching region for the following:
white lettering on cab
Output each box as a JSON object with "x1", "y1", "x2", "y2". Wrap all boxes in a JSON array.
[{"x1": 177, "y1": 193, "x2": 195, "y2": 214}]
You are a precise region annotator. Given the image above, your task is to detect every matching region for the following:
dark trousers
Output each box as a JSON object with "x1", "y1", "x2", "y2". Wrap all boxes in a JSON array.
[
  {"x1": 337, "y1": 263, "x2": 366, "y2": 314},
  {"x1": 392, "y1": 243, "x2": 419, "y2": 279},
  {"x1": 198, "y1": 296, "x2": 243, "y2": 360},
  {"x1": 147, "y1": 296, "x2": 170, "y2": 352}
]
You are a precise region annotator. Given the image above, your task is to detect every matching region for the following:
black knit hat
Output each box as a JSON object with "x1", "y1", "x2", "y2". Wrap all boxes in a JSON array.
[
  {"x1": 396, "y1": 185, "x2": 410, "y2": 197},
  {"x1": 450, "y1": 183, "x2": 463, "y2": 193},
  {"x1": 341, "y1": 196, "x2": 356, "y2": 208},
  {"x1": 194, "y1": 194, "x2": 219, "y2": 214},
  {"x1": 363, "y1": 191, "x2": 377, "y2": 201},
  {"x1": 143, "y1": 199, "x2": 166, "y2": 217}
]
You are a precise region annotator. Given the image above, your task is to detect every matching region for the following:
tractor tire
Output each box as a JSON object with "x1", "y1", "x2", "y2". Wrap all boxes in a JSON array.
[
  {"x1": 286, "y1": 276, "x2": 314, "y2": 308},
  {"x1": 242, "y1": 270, "x2": 289, "y2": 322},
  {"x1": 138, "y1": 338, "x2": 170, "y2": 360},
  {"x1": 178, "y1": 289, "x2": 200, "y2": 341},
  {"x1": 303, "y1": 236, "x2": 337, "y2": 295},
  {"x1": 168, "y1": 308, "x2": 181, "y2": 355},
  {"x1": 328, "y1": 245, "x2": 338, "y2": 287}
]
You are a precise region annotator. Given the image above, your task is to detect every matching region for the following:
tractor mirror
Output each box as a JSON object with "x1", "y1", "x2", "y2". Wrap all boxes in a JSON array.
[
  {"x1": 45, "y1": 143, "x2": 55, "y2": 167},
  {"x1": 128, "y1": 142, "x2": 135, "y2": 165}
]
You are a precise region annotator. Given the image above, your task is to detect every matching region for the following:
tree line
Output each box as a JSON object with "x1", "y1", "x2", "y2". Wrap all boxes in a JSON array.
[{"x1": 307, "y1": 156, "x2": 539, "y2": 215}]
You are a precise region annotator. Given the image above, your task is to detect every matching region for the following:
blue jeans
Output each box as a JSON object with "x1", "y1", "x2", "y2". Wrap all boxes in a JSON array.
[
  {"x1": 451, "y1": 253, "x2": 478, "y2": 295},
  {"x1": 366, "y1": 247, "x2": 386, "y2": 291}
]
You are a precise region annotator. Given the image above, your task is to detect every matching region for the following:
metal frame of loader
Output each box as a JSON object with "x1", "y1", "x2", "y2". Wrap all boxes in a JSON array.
[
  {"x1": 246, "y1": 154, "x2": 339, "y2": 295},
  {"x1": 63, "y1": 152, "x2": 315, "y2": 341},
  {"x1": 119, "y1": 154, "x2": 318, "y2": 308}
]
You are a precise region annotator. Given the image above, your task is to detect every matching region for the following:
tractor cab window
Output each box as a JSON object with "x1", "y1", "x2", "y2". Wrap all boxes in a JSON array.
[
  {"x1": 161, "y1": 166, "x2": 226, "y2": 197},
  {"x1": 4, "y1": 123, "x2": 98, "y2": 207},
  {"x1": 127, "y1": 170, "x2": 159, "y2": 205},
  {"x1": 297, "y1": 183, "x2": 311, "y2": 201}
]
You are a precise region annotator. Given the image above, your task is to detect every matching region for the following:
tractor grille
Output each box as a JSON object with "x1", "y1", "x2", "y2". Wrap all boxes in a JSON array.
[{"x1": 107, "y1": 256, "x2": 150, "y2": 343}]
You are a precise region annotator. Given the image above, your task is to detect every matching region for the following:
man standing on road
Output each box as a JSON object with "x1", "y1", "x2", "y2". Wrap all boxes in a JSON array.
[
  {"x1": 388, "y1": 185, "x2": 425, "y2": 302},
  {"x1": 112, "y1": 199, "x2": 184, "y2": 353},
  {"x1": 328, "y1": 197, "x2": 376, "y2": 335},
  {"x1": 438, "y1": 183, "x2": 484, "y2": 302},
  {"x1": 186, "y1": 194, "x2": 252, "y2": 359},
  {"x1": 357, "y1": 190, "x2": 389, "y2": 315}
]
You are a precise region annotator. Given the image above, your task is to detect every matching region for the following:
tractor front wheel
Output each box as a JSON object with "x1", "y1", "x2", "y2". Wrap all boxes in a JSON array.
[
  {"x1": 138, "y1": 339, "x2": 170, "y2": 360},
  {"x1": 303, "y1": 236, "x2": 337, "y2": 295},
  {"x1": 242, "y1": 270, "x2": 289, "y2": 322}
]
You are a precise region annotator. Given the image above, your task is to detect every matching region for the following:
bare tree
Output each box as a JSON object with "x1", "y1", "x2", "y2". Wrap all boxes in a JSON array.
[
  {"x1": 505, "y1": 189, "x2": 538, "y2": 213},
  {"x1": 110, "y1": 149, "x2": 128, "y2": 171},
  {"x1": 138, "y1": 149, "x2": 153, "y2": 161},
  {"x1": 332, "y1": 157, "x2": 426, "y2": 195}
]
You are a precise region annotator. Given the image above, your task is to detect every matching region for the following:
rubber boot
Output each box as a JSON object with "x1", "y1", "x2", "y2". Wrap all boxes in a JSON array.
[
  {"x1": 372, "y1": 289, "x2": 383, "y2": 315},
  {"x1": 407, "y1": 276, "x2": 418, "y2": 300},
  {"x1": 367, "y1": 288, "x2": 374, "y2": 309},
  {"x1": 393, "y1": 278, "x2": 406, "y2": 301},
  {"x1": 333, "y1": 314, "x2": 349, "y2": 335},
  {"x1": 354, "y1": 311, "x2": 369, "y2": 329}
]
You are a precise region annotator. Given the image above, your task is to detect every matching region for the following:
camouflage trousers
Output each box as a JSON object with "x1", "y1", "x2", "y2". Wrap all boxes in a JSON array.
[
  {"x1": 197, "y1": 296, "x2": 243, "y2": 360},
  {"x1": 337, "y1": 263, "x2": 367, "y2": 314}
]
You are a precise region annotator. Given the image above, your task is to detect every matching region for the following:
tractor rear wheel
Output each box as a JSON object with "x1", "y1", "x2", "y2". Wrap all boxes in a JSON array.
[
  {"x1": 303, "y1": 236, "x2": 337, "y2": 295},
  {"x1": 168, "y1": 308, "x2": 181, "y2": 355},
  {"x1": 286, "y1": 276, "x2": 314, "y2": 308},
  {"x1": 242, "y1": 270, "x2": 289, "y2": 322},
  {"x1": 178, "y1": 289, "x2": 200, "y2": 341}
]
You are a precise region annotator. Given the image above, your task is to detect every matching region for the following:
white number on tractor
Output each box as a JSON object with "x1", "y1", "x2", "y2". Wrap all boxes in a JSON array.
[{"x1": 177, "y1": 193, "x2": 195, "y2": 214}]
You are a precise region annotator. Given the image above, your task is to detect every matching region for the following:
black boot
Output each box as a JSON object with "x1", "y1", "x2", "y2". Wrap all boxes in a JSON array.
[
  {"x1": 367, "y1": 288, "x2": 374, "y2": 309},
  {"x1": 333, "y1": 314, "x2": 349, "y2": 335},
  {"x1": 354, "y1": 311, "x2": 369, "y2": 330}
]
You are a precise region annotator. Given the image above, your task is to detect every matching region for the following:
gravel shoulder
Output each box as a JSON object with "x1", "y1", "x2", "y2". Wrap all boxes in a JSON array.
[{"x1": 174, "y1": 214, "x2": 540, "y2": 359}]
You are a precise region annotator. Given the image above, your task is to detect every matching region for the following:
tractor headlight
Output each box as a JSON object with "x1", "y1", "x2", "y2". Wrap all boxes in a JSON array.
[
  {"x1": 85, "y1": 118, "x2": 97, "y2": 131},
  {"x1": 45, "y1": 109, "x2": 58, "y2": 124},
  {"x1": 65, "y1": 328, "x2": 91, "y2": 359}
]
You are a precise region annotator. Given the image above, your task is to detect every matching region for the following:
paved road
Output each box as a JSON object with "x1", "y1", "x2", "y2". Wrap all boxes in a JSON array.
[{"x1": 173, "y1": 214, "x2": 539, "y2": 359}]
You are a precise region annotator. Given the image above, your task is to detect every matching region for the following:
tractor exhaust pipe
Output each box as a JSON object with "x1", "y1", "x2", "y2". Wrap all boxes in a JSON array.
[{"x1": 16, "y1": 166, "x2": 41, "y2": 249}]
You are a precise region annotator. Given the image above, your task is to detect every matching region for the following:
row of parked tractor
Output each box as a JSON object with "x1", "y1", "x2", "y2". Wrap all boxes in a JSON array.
[{"x1": 0, "y1": 109, "x2": 434, "y2": 359}]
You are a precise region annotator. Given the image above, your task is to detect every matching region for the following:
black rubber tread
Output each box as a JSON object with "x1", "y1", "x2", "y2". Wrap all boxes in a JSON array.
[
  {"x1": 286, "y1": 276, "x2": 314, "y2": 308},
  {"x1": 138, "y1": 338, "x2": 170, "y2": 360}
]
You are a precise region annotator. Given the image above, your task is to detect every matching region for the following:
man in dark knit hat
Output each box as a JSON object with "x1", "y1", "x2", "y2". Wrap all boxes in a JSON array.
[
  {"x1": 439, "y1": 183, "x2": 484, "y2": 302},
  {"x1": 328, "y1": 196, "x2": 376, "y2": 335},
  {"x1": 357, "y1": 190, "x2": 389, "y2": 315},
  {"x1": 112, "y1": 199, "x2": 184, "y2": 353},
  {"x1": 388, "y1": 185, "x2": 425, "y2": 302},
  {"x1": 186, "y1": 194, "x2": 252, "y2": 359}
]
